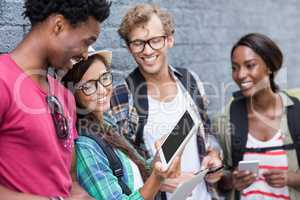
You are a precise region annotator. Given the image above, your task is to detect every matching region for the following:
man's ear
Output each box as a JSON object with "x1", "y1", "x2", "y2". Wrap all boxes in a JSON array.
[
  {"x1": 124, "y1": 42, "x2": 132, "y2": 53},
  {"x1": 167, "y1": 34, "x2": 174, "y2": 48},
  {"x1": 51, "y1": 14, "x2": 67, "y2": 35}
]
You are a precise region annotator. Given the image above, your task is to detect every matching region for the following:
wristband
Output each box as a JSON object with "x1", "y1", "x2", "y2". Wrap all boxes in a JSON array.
[{"x1": 49, "y1": 197, "x2": 64, "y2": 200}]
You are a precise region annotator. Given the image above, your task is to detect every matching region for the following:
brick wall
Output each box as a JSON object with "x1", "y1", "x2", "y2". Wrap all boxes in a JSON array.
[{"x1": 1, "y1": 0, "x2": 299, "y2": 113}]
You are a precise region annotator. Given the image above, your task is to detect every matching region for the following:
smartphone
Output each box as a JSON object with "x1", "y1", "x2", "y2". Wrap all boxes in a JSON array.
[
  {"x1": 159, "y1": 110, "x2": 198, "y2": 170},
  {"x1": 238, "y1": 160, "x2": 259, "y2": 174}
]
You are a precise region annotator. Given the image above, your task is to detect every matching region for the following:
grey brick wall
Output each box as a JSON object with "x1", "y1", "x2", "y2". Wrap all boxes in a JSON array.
[{"x1": 1, "y1": 0, "x2": 300, "y2": 113}]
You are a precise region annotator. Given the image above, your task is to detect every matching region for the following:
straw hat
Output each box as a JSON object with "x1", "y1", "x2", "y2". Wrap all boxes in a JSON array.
[{"x1": 88, "y1": 46, "x2": 112, "y2": 67}]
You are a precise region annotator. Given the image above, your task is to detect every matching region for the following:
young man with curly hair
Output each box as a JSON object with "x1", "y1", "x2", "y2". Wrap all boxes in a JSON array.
[
  {"x1": 111, "y1": 4, "x2": 223, "y2": 200},
  {"x1": 0, "y1": 0, "x2": 111, "y2": 199}
]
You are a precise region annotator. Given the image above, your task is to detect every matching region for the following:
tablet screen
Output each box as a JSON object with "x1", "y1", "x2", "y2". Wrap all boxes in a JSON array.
[{"x1": 161, "y1": 111, "x2": 195, "y2": 163}]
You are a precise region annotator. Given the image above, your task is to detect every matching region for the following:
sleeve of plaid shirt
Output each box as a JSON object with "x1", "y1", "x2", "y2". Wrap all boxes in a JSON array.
[
  {"x1": 189, "y1": 70, "x2": 223, "y2": 153},
  {"x1": 76, "y1": 136, "x2": 144, "y2": 200},
  {"x1": 111, "y1": 83, "x2": 138, "y2": 142}
]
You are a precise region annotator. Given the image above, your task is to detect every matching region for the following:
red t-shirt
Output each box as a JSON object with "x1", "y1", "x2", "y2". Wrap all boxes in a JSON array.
[{"x1": 0, "y1": 54, "x2": 78, "y2": 197}]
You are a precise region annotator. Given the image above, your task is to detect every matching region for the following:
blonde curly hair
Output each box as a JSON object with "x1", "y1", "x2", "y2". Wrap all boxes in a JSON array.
[{"x1": 118, "y1": 4, "x2": 175, "y2": 42}]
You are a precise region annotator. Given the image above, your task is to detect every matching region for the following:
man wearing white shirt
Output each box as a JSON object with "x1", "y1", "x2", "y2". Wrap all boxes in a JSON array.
[{"x1": 111, "y1": 3, "x2": 223, "y2": 200}]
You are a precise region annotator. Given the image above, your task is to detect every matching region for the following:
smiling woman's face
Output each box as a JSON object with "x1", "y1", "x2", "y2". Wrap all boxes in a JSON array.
[
  {"x1": 231, "y1": 45, "x2": 271, "y2": 97},
  {"x1": 76, "y1": 58, "x2": 112, "y2": 113}
]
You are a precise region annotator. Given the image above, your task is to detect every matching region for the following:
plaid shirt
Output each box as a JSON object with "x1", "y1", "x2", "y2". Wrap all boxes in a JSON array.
[
  {"x1": 110, "y1": 82, "x2": 149, "y2": 158},
  {"x1": 76, "y1": 113, "x2": 144, "y2": 200},
  {"x1": 111, "y1": 67, "x2": 221, "y2": 199},
  {"x1": 111, "y1": 67, "x2": 210, "y2": 158}
]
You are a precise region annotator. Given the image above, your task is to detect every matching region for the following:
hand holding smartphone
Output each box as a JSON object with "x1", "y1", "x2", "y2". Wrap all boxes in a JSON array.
[
  {"x1": 238, "y1": 160, "x2": 259, "y2": 175},
  {"x1": 232, "y1": 161, "x2": 258, "y2": 191}
]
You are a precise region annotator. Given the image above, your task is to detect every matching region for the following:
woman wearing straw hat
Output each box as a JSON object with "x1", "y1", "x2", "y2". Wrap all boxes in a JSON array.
[{"x1": 62, "y1": 47, "x2": 181, "y2": 200}]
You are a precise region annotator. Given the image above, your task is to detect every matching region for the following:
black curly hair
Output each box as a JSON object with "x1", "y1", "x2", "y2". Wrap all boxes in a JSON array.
[{"x1": 23, "y1": 0, "x2": 111, "y2": 27}]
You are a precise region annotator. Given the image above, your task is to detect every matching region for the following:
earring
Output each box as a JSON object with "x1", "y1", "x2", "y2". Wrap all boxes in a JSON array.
[{"x1": 268, "y1": 70, "x2": 272, "y2": 75}]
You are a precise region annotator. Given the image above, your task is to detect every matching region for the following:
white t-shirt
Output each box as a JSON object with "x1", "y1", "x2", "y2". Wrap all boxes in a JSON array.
[
  {"x1": 128, "y1": 159, "x2": 144, "y2": 190},
  {"x1": 143, "y1": 78, "x2": 211, "y2": 200}
]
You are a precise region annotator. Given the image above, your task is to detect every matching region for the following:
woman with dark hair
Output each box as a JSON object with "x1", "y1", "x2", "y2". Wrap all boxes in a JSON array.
[
  {"x1": 62, "y1": 48, "x2": 181, "y2": 200},
  {"x1": 215, "y1": 33, "x2": 300, "y2": 200}
]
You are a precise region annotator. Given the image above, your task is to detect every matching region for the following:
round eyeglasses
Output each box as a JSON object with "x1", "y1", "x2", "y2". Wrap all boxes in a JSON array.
[
  {"x1": 128, "y1": 35, "x2": 167, "y2": 53},
  {"x1": 77, "y1": 72, "x2": 113, "y2": 96}
]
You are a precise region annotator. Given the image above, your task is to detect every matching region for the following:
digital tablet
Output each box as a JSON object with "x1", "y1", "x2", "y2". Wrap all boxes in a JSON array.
[
  {"x1": 169, "y1": 169, "x2": 208, "y2": 200},
  {"x1": 159, "y1": 110, "x2": 198, "y2": 170},
  {"x1": 169, "y1": 165, "x2": 224, "y2": 200}
]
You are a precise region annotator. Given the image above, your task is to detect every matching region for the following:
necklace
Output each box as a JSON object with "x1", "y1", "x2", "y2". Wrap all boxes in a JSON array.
[{"x1": 249, "y1": 93, "x2": 283, "y2": 129}]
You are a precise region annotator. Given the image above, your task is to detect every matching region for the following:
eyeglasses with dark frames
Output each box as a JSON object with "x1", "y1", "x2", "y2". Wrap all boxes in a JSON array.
[
  {"x1": 76, "y1": 71, "x2": 113, "y2": 96},
  {"x1": 128, "y1": 35, "x2": 167, "y2": 53}
]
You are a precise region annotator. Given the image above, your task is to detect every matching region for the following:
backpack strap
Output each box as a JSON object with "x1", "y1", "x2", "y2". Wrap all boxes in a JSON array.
[
  {"x1": 229, "y1": 92, "x2": 249, "y2": 169},
  {"x1": 174, "y1": 68, "x2": 205, "y2": 114},
  {"x1": 125, "y1": 68, "x2": 149, "y2": 146},
  {"x1": 229, "y1": 92, "x2": 248, "y2": 200},
  {"x1": 123, "y1": 67, "x2": 211, "y2": 157},
  {"x1": 83, "y1": 134, "x2": 132, "y2": 195},
  {"x1": 286, "y1": 95, "x2": 300, "y2": 166},
  {"x1": 175, "y1": 67, "x2": 210, "y2": 156}
]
